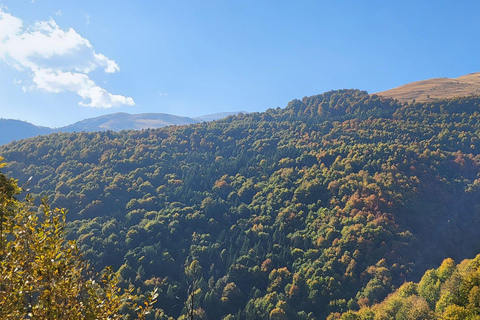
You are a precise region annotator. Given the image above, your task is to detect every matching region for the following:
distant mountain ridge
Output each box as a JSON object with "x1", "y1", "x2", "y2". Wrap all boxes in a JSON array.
[
  {"x1": 0, "y1": 111, "x2": 244, "y2": 145},
  {"x1": 62, "y1": 112, "x2": 198, "y2": 132},
  {"x1": 7, "y1": 71, "x2": 480, "y2": 146},
  {"x1": 375, "y1": 72, "x2": 480, "y2": 103},
  {"x1": 193, "y1": 112, "x2": 243, "y2": 122},
  {"x1": 0, "y1": 119, "x2": 55, "y2": 145}
]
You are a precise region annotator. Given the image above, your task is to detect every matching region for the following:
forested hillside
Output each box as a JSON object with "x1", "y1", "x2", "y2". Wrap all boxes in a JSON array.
[{"x1": 2, "y1": 89, "x2": 480, "y2": 319}]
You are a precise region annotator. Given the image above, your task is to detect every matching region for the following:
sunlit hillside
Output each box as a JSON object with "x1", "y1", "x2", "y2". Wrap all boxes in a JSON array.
[{"x1": 376, "y1": 72, "x2": 480, "y2": 103}]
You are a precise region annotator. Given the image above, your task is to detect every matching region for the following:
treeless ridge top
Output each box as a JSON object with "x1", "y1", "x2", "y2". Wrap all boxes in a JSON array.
[{"x1": 375, "y1": 72, "x2": 480, "y2": 103}]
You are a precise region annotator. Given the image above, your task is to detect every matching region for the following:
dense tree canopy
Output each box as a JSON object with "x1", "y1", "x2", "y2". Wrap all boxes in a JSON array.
[
  {"x1": 0, "y1": 157, "x2": 160, "y2": 319},
  {"x1": 2, "y1": 90, "x2": 480, "y2": 318},
  {"x1": 336, "y1": 254, "x2": 480, "y2": 319}
]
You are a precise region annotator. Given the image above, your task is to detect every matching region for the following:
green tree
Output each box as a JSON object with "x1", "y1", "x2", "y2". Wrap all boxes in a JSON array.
[{"x1": 0, "y1": 161, "x2": 159, "y2": 319}]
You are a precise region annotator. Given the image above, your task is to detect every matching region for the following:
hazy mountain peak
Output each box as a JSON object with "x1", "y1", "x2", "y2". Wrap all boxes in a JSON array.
[
  {"x1": 193, "y1": 111, "x2": 246, "y2": 122},
  {"x1": 62, "y1": 112, "x2": 198, "y2": 132},
  {"x1": 0, "y1": 118, "x2": 55, "y2": 145}
]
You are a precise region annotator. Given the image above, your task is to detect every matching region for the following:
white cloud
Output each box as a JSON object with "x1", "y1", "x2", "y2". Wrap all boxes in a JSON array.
[
  {"x1": 31, "y1": 69, "x2": 134, "y2": 108},
  {"x1": 0, "y1": 8, "x2": 134, "y2": 108},
  {"x1": 54, "y1": 10, "x2": 62, "y2": 17},
  {"x1": 84, "y1": 14, "x2": 90, "y2": 25}
]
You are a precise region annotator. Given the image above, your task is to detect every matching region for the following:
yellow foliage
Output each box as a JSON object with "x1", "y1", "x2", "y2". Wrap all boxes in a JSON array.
[{"x1": 0, "y1": 167, "x2": 158, "y2": 319}]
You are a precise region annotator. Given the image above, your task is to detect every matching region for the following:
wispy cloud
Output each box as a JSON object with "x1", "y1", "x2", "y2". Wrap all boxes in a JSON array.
[
  {"x1": 54, "y1": 10, "x2": 62, "y2": 17},
  {"x1": 84, "y1": 14, "x2": 90, "y2": 25},
  {"x1": 0, "y1": 8, "x2": 134, "y2": 108}
]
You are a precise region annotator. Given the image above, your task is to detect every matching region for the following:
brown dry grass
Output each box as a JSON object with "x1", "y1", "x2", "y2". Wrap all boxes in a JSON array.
[{"x1": 374, "y1": 73, "x2": 480, "y2": 103}]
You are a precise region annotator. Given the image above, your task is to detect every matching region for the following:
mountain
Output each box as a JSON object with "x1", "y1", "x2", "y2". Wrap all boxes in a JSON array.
[
  {"x1": 62, "y1": 112, "x2": 198, "y2": 132},
  {"x1": 375, "y1": 72, "x2": 480, "y2": 103},
  {"x1": 0, "y1": 119, "x2": 55, "y2": 145},
  {"x1": 0, "y1": 111, "x2": 244, "y2": 145},
  {"x1": 193, "y1": 111, "x2": 246, "y2": 122},
  {"x1": 2, "y1": 89, "x2": 480, "y2": 319}
]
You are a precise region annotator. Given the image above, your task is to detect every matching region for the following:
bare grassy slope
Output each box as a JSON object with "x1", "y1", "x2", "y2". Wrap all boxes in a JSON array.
[{"x1": 375, "y1": 72, "x2": 480, "y2": 103}]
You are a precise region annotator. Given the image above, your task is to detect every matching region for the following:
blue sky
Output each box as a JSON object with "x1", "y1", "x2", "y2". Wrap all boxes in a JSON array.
[{"x1": 0, "y1": 1, "x2": 479, "y2": 127}]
